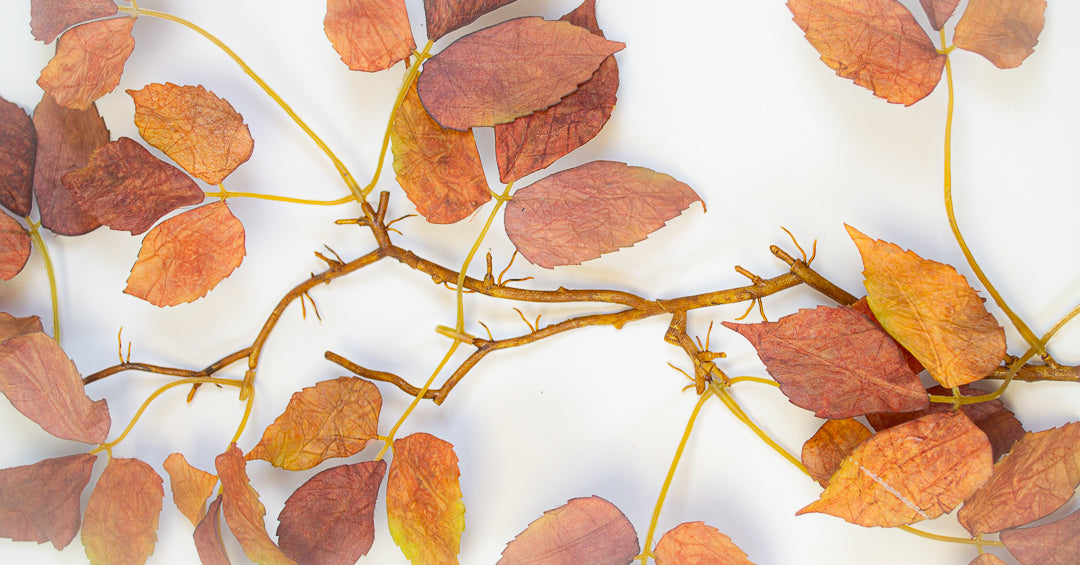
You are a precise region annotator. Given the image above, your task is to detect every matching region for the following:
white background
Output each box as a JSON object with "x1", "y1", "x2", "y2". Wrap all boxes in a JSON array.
[{"x1": 1, "y1": 1, "x2": 1079, "y2": 564}]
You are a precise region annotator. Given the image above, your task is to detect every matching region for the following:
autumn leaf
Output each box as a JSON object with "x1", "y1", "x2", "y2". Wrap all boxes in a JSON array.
[
  {"x1": 0, "y1": 213, "x2": 31, "y2": 282},
  {"x1": 0, "y1": 453, "x2": 96, "y2": 549},
  {"x1": 798, "y1": 411, "x2": 992, "y2": 527},
  {"x1": 277, "y1": 460, "x2": 386, "y2": 565},
  {"x1": 0, "y1": 313, "x2": 43, "y2": 343},
  {"x1": 787, "y1": 0, "x2": 946, "y2": 105},
  {"x1": 0, "y1": 97, "x2": 36, "y2": 216},
  {"x1": 953, "y1": 0, "x2": 1046, "y2": 69},
  {"x1": 81, "y1": 457, "x2": 165, "y2": 565},
  {"x1": 504, "y1": 161, "x2": 701, "y2": 268},
  {"x1": 424, "y1": 0, "x2": 518, "y2": 41},
  {"x1": 918, "y1": 0, "x2": 961, "y2": 30},
  {"x1": 801, "y1": 418, "x2": 875, "y2": 487},
  {"x1": 847, "y1": 225, "x2": 1006, "y2": 388},
  {"x1": 958, "y1": 422, "x2": 1080, "y2": 535},
  {"x1": 216, "y1": 444, "x2": 296, "y2": 565},
  {"x1": 325, "y1": 0, "x2": 415, "y2": 72},
  {"x1": 1000, "y1": 506, "x2": 1080, "y2": 565},
  {"x1": 62, "y1": 137, "x2": 204, "y2": 235},
  {"x1": 124, "y1": 201, "x2": 246, "y2": 307},
  {"x1": 969, "y1": 555, "x2": 1009, "y2": 565},
  {"x1": 31, "y1": 93, "x2": 106, "y2": 235},
  {"x1": 37, "y1": 17, "x2": 136, "y2": 110},
  {"x1": 391, "y1": 82, "x2": 490, "y2": 224},
  {"x1": 653, "y1": 521, "x2": 754, "y2": 565},
  {"x1": 128, "y1": 83, "x2": 255, "y2": 185},
  {"x1": 416, "y1": 17, "x2": 625, "y2": 130},
  {"x1": 30, "y1": 0, "x2": 119, "y2": 44},
  {"x1": 724, "y1": 305, "x2": 928, "y2": 419},
  {"x1": 163, "y1": 452, "x2": 218, "y2": 527},
  {"x1": 387, "y1": 432, "x2": 464, "y2": 565},
  {"x1": 194, "y1": 495, "x2": 231, "y2": 565},
  {"x1": 850, "y1": 296, "x2": 924, "y2": 375},
  {"x1": 498, "y1": 495, "x2": 638, "y2": 565}
]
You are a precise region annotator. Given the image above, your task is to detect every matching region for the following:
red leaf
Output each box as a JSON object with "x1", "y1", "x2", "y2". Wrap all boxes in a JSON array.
[
  {"x1": 387, "y1": 433, "x2": 464, "y2": 564},
  {"x1": 163, "y1": 452, "x2": 218, "y2": 527},
  {"x1": 37, "y1": 17, "x2": 136, "y2": 110},
  {"x1": 30, "y1": 0, "x2": 119, "y2": 44},
  {"x1": 1000, "y1": 506, "x2": 1080, "y2": 565},
  {"x1": 325, "y1": 0, "x2": 416, "y2": 72},
  {"x1": 850, "y1": 296, "x2": 924, "y2": 375},
  {"x1": 0, "y1": 97, "x2": 36, "y2": 216},
  {"x1": 0, "y1": 313, "x2": 43, "y2": 343},
  {"x1": 0, "y1": 212, "x2": 30, "y2": 282},
  {"x1": 216, "y1": 444, "x2": 295, "y2": 565},
  {"x1": 194, "y1": 495, "x2": 231, "y2": 565},
  {"x1": 0, "y1": 453, "x2": 96, "y2": 549},
  {"x1": 31, "y1": 93, "x2": 106, "y2": 236},
  {"x1": 423, "y1": 0, "x2": 518, "y2": 41},
  {"x1": 653, "y1": 521, "x2": 755, "y2": 565},
  {"x1": 969, "y1": 555, "x2": 1009, "y2": 565},
  {"x1": 498, "y1": 496, "x2": 639, "y2": 565},
  {"x1": 919, "y1": 0, "x2": 961, "y2": 30},
  {"x1": 953, "y1": 0, "x2": 1046, "y2": 69},
  {"x1": 504, "y1": 161, "x2": 701, "y2": 268},
  {"x1": 801, "y1": 418, "x2": 875, "y2": 487},
  {"x1": 81, "y1": 457, "x2": 165, "y2": 565}
]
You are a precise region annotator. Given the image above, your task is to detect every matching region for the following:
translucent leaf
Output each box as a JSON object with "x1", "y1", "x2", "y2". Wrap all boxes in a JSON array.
[
  {"x1": 194, "y1": 494, "x2": 231, "y2": 565},
  {"x1": 0, "y1": 213, "x2": 30, "y2": 282},
  {"x1": 0, "y1": 453, "x2": 96, "y2": 549},
  {"x1": 37, "y1": 17, "x2": 136, "y2": 110},
  {"x1": 0, "y1": 313, "x2": 43, "y2": 343},
  {"x1": 387, "y1": 433, "x2": 464, "y2": 565},
  {"x1": 30, "y1": 0, "x2": 119, "y2": 44},
  {"x1": 954, "y1": 0, "x2": 1046, "y2": 69},
  {"x1": 801, "y1": 418, "x2": 875, "y2": 487},
  {"x1": 968, "y1": 554, "x2": 1009, "y2": 565},
  {"x1": 81, "y1": 457, "x2": 165, "y2": 565},
  {"x1": 215, "y1": 444, "x2": 295, "y2": 565},
  {"x1": 1000, "y1": 506, "x2": 1080, "y2": 565},
  {"x1": 325, "y1": 0, "x2": 415, "y2": 72},
  {"x1": 653, "y1": 521, "x2": 754, "y2": 565},
  {"x1": 423, "y1": 0, "x2": 518, "y2": 41},
  {"x1": 163, "y1": 452, "x2": 218, "y2": 527},
  {"x1": 31, "y1": 93, "x2": 106, "y2": 235},
  {"x1": 498, "y1": 495, "x2": 638, "y2": 565},
  {"x1": 0, "y1": 97, "x2": 36, "y2": 216},
  {"x1": 918, "y1": 0, "x2": 961, "y2": 30}
]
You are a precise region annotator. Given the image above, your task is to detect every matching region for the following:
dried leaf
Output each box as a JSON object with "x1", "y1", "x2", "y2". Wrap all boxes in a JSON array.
[
  {"x1": 787, "y1": 0, "x2": 946, "y2": 105},
  {"x1": 653, "y1": 521, "x2": 754, "y2": 565},
  {"x1": 850, "y1": 296, "x2": 924, "y2": 375},
  {"x1": 62, "y1": 137, "x2": 204, "y2": 235},
  {"x1": 0, "y1": 453, "x2": 96, "y2": 549},
  {"x1": 417, "y1": 17, "x2": 625, "y2": 130},
  {"x1": 128, "y1": 83, "x2": 254, "y2": 185},
  {"x1": 277, "y1": 460, "x2": 386, "y2": 565},
  {"x1": 81, "y1": 457, "x2": 165, "y2": 565},
  {"x1": 163, "y1": 453, "x2": 218, "y2": 527},
  {"x1": 493, "y1": 0, "x2": 619, "y2": 183},
  {"x1": 958, "y1": 422, "x2": 1080, "y2": 535},
  {"x1": 0, "y1": 97, "x2": 36, "y2": 216},
  {"x1": 0, "y1": 313, "x2": 43, "y2": 343},
  {"x1": 798, "y1": 412, "x2": 993, "y2": 527},
  {"x1": 498, "y1": 495, "x2": 638, "y2": 565},
  {"x1": 504, "y1": 161, "x2": 701, "y2": 269},
  {"x1": 1000, "y1": 506, "x2": 1080, "y2": 565},
  {"x1": 802, "y1": 418, "x2": 875, "y2": 487},
  {"x1": 0, "y1": 332, "x2": 110, "y2": 443},
  {"x1": 216, "y1": 444, "x2": 296, "y2": 565},
  {"x1": 724, "y1": 305, "x2": 928, "y2": 419},
  {"x1": 391, "y1": 82, "x2": 490, "y2": 224},
  {"x1": 968, "y1": 555, "x2": 1009, "y2": 565},
  {"x1": 37, "y1": 17, "x2": 136, "y2": 110},
  {"x1": 953, "y1": 0, "x2": 1046, "y2": 69},
  {"x1": 0, "y1": 213, "x2": 31, "y2": 282},
  {"x1": 194, "y1": 495, "x2": 231, "y2": 565},
  {"x1": 31, "y1": 93, "x2": 106, "y2": 235},
  {"x1": 325, "y1": 0, "x2": 415, "y2": 72},
  {"x1": 424, "y1": 0, "x2": 518, "y2": 41},
  {"x1": 124, "y1": 201, "x2": 246, "y2": 307},
  {"x1": 387, "y1": 432, "x2": 464, "y2": 565},
  {"x1": 918, "y1": 0, "x2": 961, "y2": 30},
  {"x1": 847, "y1": 225, "x2": 1006, "y2": 388},
  {"x1": 30, "y1": 0, "x2": 119, "y2": 44}
]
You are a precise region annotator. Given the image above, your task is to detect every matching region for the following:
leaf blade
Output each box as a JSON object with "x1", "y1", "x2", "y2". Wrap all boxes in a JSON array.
[
  {"x1": 216, "y1": 444, "x2": 296, "y2": 565},
  {"x1": 81, "y1": 457, "x2": 165, "y2": 565},
  {"x1": 325, "y1": 0, "x2": 415, "y2": 72},
  {"x1": 163, "y1": 452, "x2": 218, "y2": 527},
  {"x1": 653, "y1": 521, "x2": 754, "y2": 565},
  {"x1": 0, "y1": 453, "x2": 97, "y2": 549},
  {"x1": 37, "y1": 17, "x2": 136, "y2": 110},
  {"x1": 387, "y1": 433, "x2": 464, "y2": 565},
  {"x1": 953, "y1": 0, "x2": 1046, "y2": 69},
  {"x1": 0, "y1": 97, "x2": 36, "y2": 217},
  {"x1": 0, "y1": 213, "x2": 31, "y2": 282}
]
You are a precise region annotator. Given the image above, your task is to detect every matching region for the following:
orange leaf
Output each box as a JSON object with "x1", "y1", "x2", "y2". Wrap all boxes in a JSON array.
[
  {"x1": 653, "y1": 521, "x2": 754, "y2": 565},
  {"x1": 801, "y1": 418, "x2": 875, "y2": 487},
  {"x1": 0, "y1": 331, "x2": 110, "y2": 443},
  {"x1": 850, "y1": 296, "x2": 924, "y2": 375},
  {"x1": 497, "y1": 495, "x2": 639, "y2": 565},
  {"x1": 128, "y1": 83, "x2": 254, "y2": 185},
  {"x1": 416, "y1": 17, "x2": 624, "y2": 130},
  {"x1": 0, "y1": 453, "x2": 97, "y2": 549},
  {"x1": 423, "y1": 0, "x2": 518, "y2": 41},
  {"x1": 0, "y1": 313, "x2": 43, "y2": 342},
  {"x1": 798, "y1": 412, "x2": 992, "y2": 527},
  {"x1": 163, "y1": 452, "x2": 218, "y2": 527},
  {"x1": 387, "y1": 432, "x2": 464, "y2": 565},
  {"x1": 847, "y1": 225, "x2": 1006, "y2": 388},
  {"x1": 1000, "y1": 506, "x2": 1080, "y2": 565},
  {"x1": 277, "y1": 460, "x2": 386, "y2": 565},
  {"x1": 31, "y1": 93, "x2": 106, "y2": 235},
  {"x1": 0, "y1": 212, "x2": 30, "y2": 282},
  {"x1": 918, "y1": 0, "x2": 961, "y2": 30},
  {"x1": 194, "y1": 494, "x2": 231, "y2": 565},
  {"x1": 787, "y1": 0, "x2": 945, "y2": 105},
  {"x1": 953, "y1": 0, "x2": 1046, "y2": 69},
  {"x1": 724, "y1": 305, "x2": 928, "y2": 418},
  {"x1": 391, "y1": 82, "x2": 490, "y2": 224},
  {"x1": 958, "y1": 422, "x2": 1080, "y2": 535},
  {"x1": 247, "y1": 376, "x2": 381, "y2": 471},
  {"x1": 325, "y1": 0, "x2": 415, "y2": 72},
  {"x1": 30, "y1": 0, "x2": 119, "y2": 44},
  {"x1": 216, "y1": 444, "x2": 296, "y2": 565},
  {"x1": 0, "y1": 97, "x2": 36, "y2": 216},
  {"x1": 968, "y1": 555, "x2": 1009, "y2": 565},
  {"x1": 37, "y1": 17, "x2": 136, "y2": 110},
  {"x1": 81, "y1": 457, "x2": 165, "y2": 565},
  {"x1": 124, "y1": 201, "x2": 246, "y2": 307},
  {"x1": 504, "y1": 161, "x2": 701, "y2": 268}
]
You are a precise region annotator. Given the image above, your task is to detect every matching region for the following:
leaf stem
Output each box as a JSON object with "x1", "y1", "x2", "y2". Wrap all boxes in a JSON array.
[
  {"x1": 896, "y1": 525, "x2": 1003, "y2": 548},
  {"x1": 25, "y1": 219, "x2": 60, "y2": 344},
  {"x1": 205, "y1": 188, "x2": 354, "y2": 206},
  {"x1": 710, "y1": 382, "x2": 807, "y2": 475}
]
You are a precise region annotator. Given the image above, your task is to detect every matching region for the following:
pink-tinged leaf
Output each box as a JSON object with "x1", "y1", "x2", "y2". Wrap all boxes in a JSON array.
[
  {"x1": 498, "y1": 496, "x2": 639, "y2": 565},
  {"x1": 0, "y1": 332, "x2": 110, "y2": 443},
  {"x1": 919, "y1": 0, "x2": 961, "y2": 30},
  {"x1": 504, "y1": 161, "x2": 701, "y2": 268},
  {"x1": 953, "y1": 0, "x2": 1046, "y2": 69},
  {"x1": 277, "y1": 460, "x2": 386, "y2": 565},
  {"x1": 653, "y1": 521, "x2": 755, "y2": 565},
  {"x1": 1000, "y1": 506, "x2": 1080, "y2": 565},
  {"x1": 325, "y1": 0, "x2": 415, "y2": 72},
  {"x1": 31, "y1": 93, "x2": 106, "y2": 236},
  {"x1": 163, "y1": 452, "x2": 218, "y2": 527},
  {"x1": 37, "y1": 17, "x2": 136, "y2": 110},
  {"x1": 216, "y1": 444, "x2": 295, "y2": 565},
  {"x1": 387, "y1": 433, "x2": 464, "y2": 565},
  {"x1": 423, "y1": 0, "x2": 518, "y2": 41},
  {"x1": 81, "y1": 458, "x2": 164, "y2": 565},
  {"x1": 194, "y1": 495, "x2": 231, "y2": 565},
  {"x1": 31, "y1": 0, "x2": 119, "y2": 44},
  {"x1": 0, "y1": 313, "x2": 43, "y2": 343},
  {"x1": 0, "y1": 97, "x2": 36, "y2": 216},
  {"x1": 0, "y1": 453, "x2": 96, "y2": 549},
  {"x1": 802, "y1": 418, "x2": 875, "y2": 487},
  {"x1": 969, "y1": 555, "x2": 1009, "y2": 565},
  {"x1": 0, "y1": 213, "x2": 31, "y2": 281},
  {"x1": 417, "y1": 17, "x2": 625, "y2": 130},
  {"x1": 850, "y1": 296, "x2": 924, "y2": 375}
]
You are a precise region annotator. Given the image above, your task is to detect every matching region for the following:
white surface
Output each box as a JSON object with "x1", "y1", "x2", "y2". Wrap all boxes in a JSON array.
[{"x1": 1, "y1": 1, "x2": 1079, "y2": 564}]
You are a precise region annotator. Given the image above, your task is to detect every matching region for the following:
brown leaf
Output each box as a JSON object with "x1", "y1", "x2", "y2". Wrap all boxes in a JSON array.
[
  {"x1": 163, "y1": 452, "x2": 218, "y2": 527},
  {"x1": 0, "y1": 313, "x2": 43, "y2": 343},
  {"x1": 81, "y1": 457, "x2": 165, "y2": 565},
  {"x1": 498, "y1": 495, "x2": 638, "y2": 565},
  {"x1": 0, "y1": 453, "x2": 96, "y2": 549},
  {"x1": 424, "y1": 0, "x2": 518, "y2": 41},
  {"x1": 802, "y1": 418, "x2": 875, "y2": 487},
  {"x1": 30, "y1": 0, "x2": 119, "y2": 44},
  {"x1": 0, "y1": 97, "x2": 36, "y2": 216},
  {"x1": 724, "y1": 305, "x2": 928, "y2": 419},
  {"x1": 277, "y1": 460, "x2": 386, "y2": 565},
  {"x1": 387, "y1": 432, "x2": 464, "y2": 565},
  {"x1": 918, "y1": 0, "x2": 961, "y2": 30},
  {"x1": 216, "y1": 444, "x2": 296, "y2": 565},
  {"x1": 128, "y1": 83, "x2": 254, "y2": 185},
  {"x1": 391, "y1": 82, "x2": 490, "y2": 224},
  {"x1": 194, "y1": 494, "x2": 231, "y2": 565},
  {"x1": 968, "y1": 555, "x2": 1009, "y2": 565},
  {"x1": 417, "y1": 17, "x2": 625, "y2": 130},
  {"x1": 798, "y1": 412, "x2": 993, "y2": 527},
  {"x1": 953, "y1": 0, "x2": 1046, "y2": 69},
  {"x1": 0, "y1": 332, "x2": 110, "y2": 443},
  {"x1": 124, "y1": 201, "x2": 245, "y2": 307},
  {"x1": 1000, "y1": 506, "x2": 1080, "y2": 565},
  {"x1": 504, "y1": 161, "x2": 701, "y2": 269},
  {"x1": 958, "y1": 422, "x2": 1080, "y2": 535},
  {"x1": 62, "y1": 137, "x2": 204, "y2": 235},
  {"x1": 0, "y1": 213, "x2": 31, "y2": 282},
  {"x1": 847, "y1": 225, "x2": 1006, "y2": 388},
  {"x1": 493, "y1": 0, "x2": 619, "y2": 183},
  {"x1": 787, "y1": 0, "x2": 946, "y2": 105},
  {"x1": 850, "y1": 296, "x2": 924, "y2": 375},
  {"x1": 37, "y1": 17, "x2": 136, "y2": 110},
  {"x1": 325, "y1": 0, "x2": 415, "y2": 72},
  {"x1": 31, "y1": 93, "x2": 106, "y2": 235},
  {"x1": 653, "y1": 521, "x2": 754, "y2": 565}
]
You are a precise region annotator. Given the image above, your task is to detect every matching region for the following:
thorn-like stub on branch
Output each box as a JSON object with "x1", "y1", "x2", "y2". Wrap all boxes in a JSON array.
[{"x1": 771, "y1": 245, "x2": 796, "y2": 265}]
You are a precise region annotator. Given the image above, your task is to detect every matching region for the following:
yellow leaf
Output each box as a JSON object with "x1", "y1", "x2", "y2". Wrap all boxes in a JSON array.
[{"x1": 387, "y1": 433, "x2": 464, "y2": 564}]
